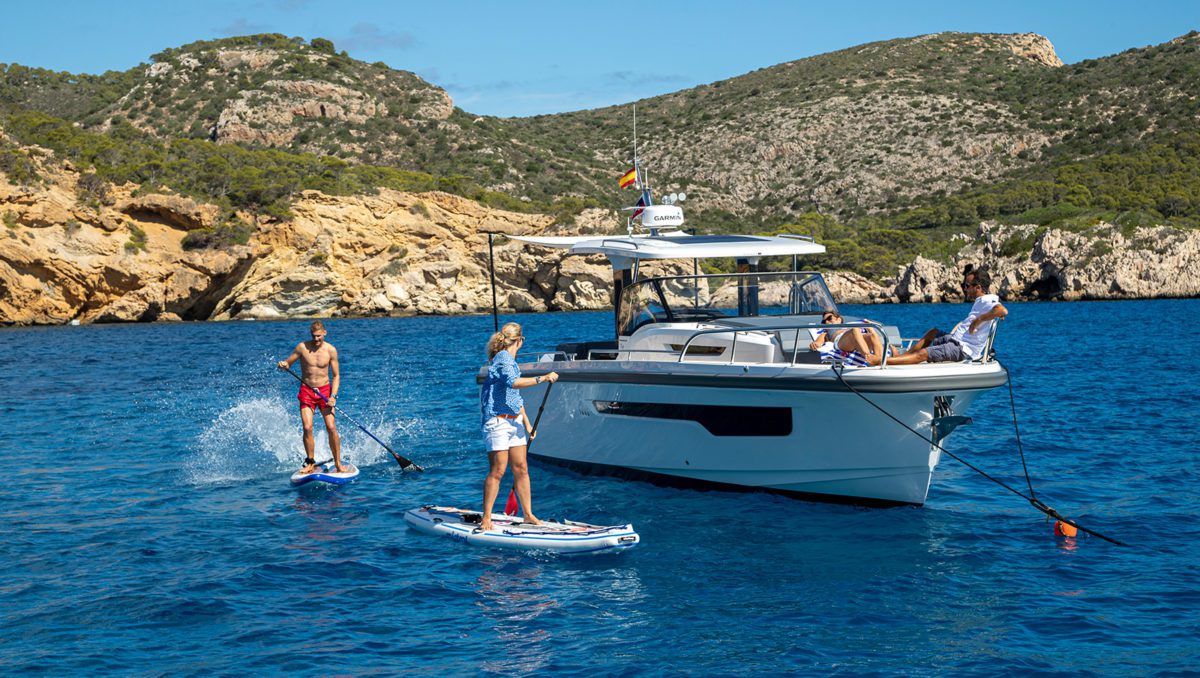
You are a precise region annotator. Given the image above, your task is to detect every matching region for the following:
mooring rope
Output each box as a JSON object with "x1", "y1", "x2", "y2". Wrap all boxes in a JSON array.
[
  {"x1": 831, "y1": 362, "x2": 1128, "y2": 547},
  {"x1": 1006, "y1": 371, "x2": 1038, "y2": 501}
]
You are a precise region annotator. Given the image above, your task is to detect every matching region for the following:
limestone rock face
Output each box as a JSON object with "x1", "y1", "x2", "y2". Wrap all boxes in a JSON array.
[
  {"x1": 0, "y1": 171, "x2": 252, "y2": 325},
  {"x1": 215, "y1": 79, "x2": 390, "y2": 146},
  {"x1": 118, "y1": 194, "x2": 221, "y2": 231},
  {"x1": 215, "y1": 49, "x2": 277, "y2": 71},
  {"x1": 5, "y1": 160, "x2": 1199, "y2": 327},
  {"x1": 888, "y1": 222, "x2": 1200, "y2": 302},
  {"x1": 206, "y1": 189, "x2": 611, "y2": 320},
  {"x1": 894, "y1": 256, "x2": 961, "y2": 303},
  {"x1": 985, "y1": 33, "x2": 1063, "y2": 68},
  {"x1": 107, "y1": 40, "x2": 456, "y2": 161},
  {"x1": 825, "y1": 271, "x2": 892, "y2": 304}
]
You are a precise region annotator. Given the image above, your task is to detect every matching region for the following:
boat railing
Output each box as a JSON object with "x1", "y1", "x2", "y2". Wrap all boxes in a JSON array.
[
  {"x1": 979, "y1": 319, "x2": 1001, "y2": 364},
  {"x1": 676, "y1": 321, "x2": 892, "y2": 367},
  {"x1": 600, "y1": 239, "x2": 641, "y2": 251},
  {"x1": 676, "y1": 319, "x2": 1004, "y2": 367},
  {"x1": 630, "y1": 270, "x2": 826, "y2": 286},
  {"x1": 515, "y1": 350, "x2": 569, "y2": 363}
]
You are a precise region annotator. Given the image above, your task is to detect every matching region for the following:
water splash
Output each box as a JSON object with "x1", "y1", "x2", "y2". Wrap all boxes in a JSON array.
[{"x1": 186, "y1": 397, "x2": 421, "y2": 484}]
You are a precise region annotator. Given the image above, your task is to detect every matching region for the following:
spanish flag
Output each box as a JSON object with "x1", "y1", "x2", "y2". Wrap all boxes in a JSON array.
[{"x1": 619, "y1": 167, "x2": 637, "y2": 189}]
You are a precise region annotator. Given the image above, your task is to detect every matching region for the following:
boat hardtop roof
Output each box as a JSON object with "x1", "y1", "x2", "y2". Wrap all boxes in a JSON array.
[{"x1": 511, "y1": 231, "x2": 825, "y2": 261}]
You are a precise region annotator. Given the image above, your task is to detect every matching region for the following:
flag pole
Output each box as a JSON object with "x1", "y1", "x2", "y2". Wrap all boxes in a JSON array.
[{"x1": 632, "y1": 102, "x2": 637, "y2": 182}]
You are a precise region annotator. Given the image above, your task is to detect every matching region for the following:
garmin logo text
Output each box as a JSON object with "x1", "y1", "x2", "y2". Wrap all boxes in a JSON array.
[{"x1": 653, "y1": 215, "x2": 680, "y2": 222}]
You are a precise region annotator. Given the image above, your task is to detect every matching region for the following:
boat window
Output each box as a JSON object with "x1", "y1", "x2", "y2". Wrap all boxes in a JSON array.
[
  {"x1": 593, "y1": 401, "x2": 792, "y2": 436},
  {"x1": 618, "y1": 271, "x2": 837, "y2": 336}
]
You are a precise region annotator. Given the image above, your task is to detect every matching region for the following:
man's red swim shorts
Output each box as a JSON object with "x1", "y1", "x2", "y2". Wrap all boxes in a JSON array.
[{"x1": 298, "y1": 383, "x2": 332, "y2": 410}]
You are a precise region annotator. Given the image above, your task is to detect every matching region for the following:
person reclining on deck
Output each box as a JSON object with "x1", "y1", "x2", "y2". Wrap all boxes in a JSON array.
[
  {"x1": 809, "y1": 311, "x2": 889, "y2": 366},
  {"x1": 888, "y1": 269, "x2": 1007, "y2": 365}
]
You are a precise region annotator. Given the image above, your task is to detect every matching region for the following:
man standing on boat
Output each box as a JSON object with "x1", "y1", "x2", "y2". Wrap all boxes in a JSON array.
[
  {"x1": 277, "y1": 320, "x2": 346, "y2": 473},
  {"x1": 888, "y1": 268, "x2": 1008, "y2": 365}
]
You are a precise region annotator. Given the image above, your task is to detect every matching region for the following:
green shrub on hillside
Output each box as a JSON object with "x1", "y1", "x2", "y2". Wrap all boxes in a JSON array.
[
  {"x1": 310, "y1": 38, "x2": 336, "y2": 55},
  {"x1": 0, "y1": 109, "x2": 597, "y2": 233},
  {"x1": 0, "y1": 145, "x2": 39, "y2": 186},
  {"x1": 181, "y1": 217, "x2": 254, "y2": 250},
  {"x1": 125, "y1": 224, "x2": 148, "y2": 253},
  {"x1": 889, "y1": 133, "x2": 1200, "y2": 231}
]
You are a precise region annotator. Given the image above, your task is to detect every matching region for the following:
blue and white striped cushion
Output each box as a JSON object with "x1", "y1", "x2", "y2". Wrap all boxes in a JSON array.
[{"x1": 817, "y1": 344, "x2": 870, "y2": 367}]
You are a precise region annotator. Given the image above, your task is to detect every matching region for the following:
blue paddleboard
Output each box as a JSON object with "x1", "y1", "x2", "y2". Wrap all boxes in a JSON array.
[{"x1": 290, "y1": 462, "x2": 360, "y2": 487}]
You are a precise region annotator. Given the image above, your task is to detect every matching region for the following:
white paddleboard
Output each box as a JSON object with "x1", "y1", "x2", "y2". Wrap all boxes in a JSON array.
[
  {"x1": 404, "y1": 505, "x2": 640, "y2": 554},
  {"x1": 290, "y1": 462, "x2": 360, "y2": 487}
]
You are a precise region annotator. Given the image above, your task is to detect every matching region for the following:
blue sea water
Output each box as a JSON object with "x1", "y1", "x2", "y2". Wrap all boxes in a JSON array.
[{"x1": 2, "y1": 299, "x2": 1198, "y2": 676}]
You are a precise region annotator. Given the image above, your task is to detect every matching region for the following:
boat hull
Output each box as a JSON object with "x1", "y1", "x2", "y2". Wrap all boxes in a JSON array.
[{"x1": 520, "y1": 363, "x2": 1004, "y2": 506}]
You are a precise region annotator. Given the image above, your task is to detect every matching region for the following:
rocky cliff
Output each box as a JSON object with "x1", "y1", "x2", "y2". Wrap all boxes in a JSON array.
[
  {"x1": 890, "y1": 222, "x2": 1200, "y2": 303},
  {"x1": 4, "y1": 156, "x2": 1196, "y2": 327},
  {"x1": 0, "y1": 161, "x2": 624, "y2": 325}
]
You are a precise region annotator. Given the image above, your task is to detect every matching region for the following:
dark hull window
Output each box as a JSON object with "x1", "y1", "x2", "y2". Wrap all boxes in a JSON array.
[{"x1": 594, "y1": 401, "x2": 792, "y2": 436}]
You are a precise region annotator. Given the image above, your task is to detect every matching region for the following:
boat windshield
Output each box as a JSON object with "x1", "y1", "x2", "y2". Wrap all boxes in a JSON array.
[{"x1": 618, "y1": 271, "x2": 838, "y2": 336}]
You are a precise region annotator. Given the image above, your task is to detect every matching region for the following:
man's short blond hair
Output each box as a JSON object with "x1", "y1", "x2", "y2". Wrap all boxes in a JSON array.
[{"x1": 310, "y1": 320, "x2": 326, "y2": 332}]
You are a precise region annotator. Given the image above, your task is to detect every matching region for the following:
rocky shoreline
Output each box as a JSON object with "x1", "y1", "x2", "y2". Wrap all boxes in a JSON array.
[{"x1": 2, "y1": 166, "x2": 1198, "y2": 326}]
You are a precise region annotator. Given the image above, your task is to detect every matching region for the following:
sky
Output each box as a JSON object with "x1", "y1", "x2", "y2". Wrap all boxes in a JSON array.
[{"x1": 3, "y1": 1, "x2": 1198, "y2": 117}]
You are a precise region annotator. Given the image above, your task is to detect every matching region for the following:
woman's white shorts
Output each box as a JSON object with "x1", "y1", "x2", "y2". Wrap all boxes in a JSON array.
[{"x1": 483, "y1": 416, "x2": 528, "y2": 452}]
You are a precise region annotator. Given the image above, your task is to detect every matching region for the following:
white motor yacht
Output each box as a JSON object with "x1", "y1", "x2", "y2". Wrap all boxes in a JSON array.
[{"x1": 485, "y1": 193, "x2": 1006, "y2": 507}]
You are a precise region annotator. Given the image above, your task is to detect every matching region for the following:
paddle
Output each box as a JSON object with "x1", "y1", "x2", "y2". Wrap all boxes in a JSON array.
[
  {"x1": 506, "y1": 379, "x2": 555, "y2": 515},
  {"x1": 282, "y1": 366, "x2": 423, "y2": 472}
]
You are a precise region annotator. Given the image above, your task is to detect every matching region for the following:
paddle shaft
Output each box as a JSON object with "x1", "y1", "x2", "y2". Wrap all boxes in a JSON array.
[
  {"x1": 527, "y1": 378, "x2": 555, "y2": 451},
  {"x1": 506, "y1": 379, "x2": 554, "y2": 513},
  {"x1": 283, "y1": 367, "x2": 423, "y2": 472}
]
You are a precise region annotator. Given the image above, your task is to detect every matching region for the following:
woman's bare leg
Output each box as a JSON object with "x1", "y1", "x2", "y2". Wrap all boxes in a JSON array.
[
  {"x1": 507, "y1": 444, "x2": 541, "y2": 525},
  {"x1": 862, "y1": 330, "x2": 886, "y2": 365},
  {"x1": 480, "y1": 450, "x2": 509, "y2": 531},
  {"x1": 839, "y1": 329, "x2": 882, "y2": 366}
]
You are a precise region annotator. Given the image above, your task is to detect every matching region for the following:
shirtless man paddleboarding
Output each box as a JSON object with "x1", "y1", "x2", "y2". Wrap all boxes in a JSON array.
[{"x1": 277, "y1": 320, "x2": 346, "y2": 473}]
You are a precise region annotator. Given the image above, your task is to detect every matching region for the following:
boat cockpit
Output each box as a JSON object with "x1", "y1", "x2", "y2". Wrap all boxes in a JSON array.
[
  {"x1": 555, "y1": 269, "x2": 891, "y2": 365},
  {"x1": 617, "y1": 270, "x2": 837, "y2": 336}
]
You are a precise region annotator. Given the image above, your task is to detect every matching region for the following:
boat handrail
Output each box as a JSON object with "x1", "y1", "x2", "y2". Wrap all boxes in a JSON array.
[
  {"x1": 776, "y1": 233, "x2": 816, "y2": 243},
  {"x1": 515, "y1": 350, "x2": 569, "y2": 363},
  {"x1": 978, "y1": 318, "x2": 1001, "y2": 364},
  {"x1": 628, "y1": 270, "x2": 825, "y2": 285},
  {"x1": 599, "y1": 239, "x2": 641, "y2": 251},
  {"x1": 676, "y1": 321, "x2": 892, "y2": 367}
]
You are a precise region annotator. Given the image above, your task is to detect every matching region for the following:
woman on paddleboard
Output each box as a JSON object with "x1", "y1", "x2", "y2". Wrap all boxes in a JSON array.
[{"x1": 479, "y1": 322, "x2": 558, "y2": 532}]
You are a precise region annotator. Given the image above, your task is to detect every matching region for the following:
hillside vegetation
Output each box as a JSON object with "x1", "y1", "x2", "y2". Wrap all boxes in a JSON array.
[{"x1": 3, "y1": 31, "x2": 1199, "y2": 279}]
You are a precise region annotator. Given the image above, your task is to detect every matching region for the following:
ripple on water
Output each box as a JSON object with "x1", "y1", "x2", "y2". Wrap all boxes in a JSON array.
[{"x1": 1, "y1": 305, "x2": 1198, "y2": 674}]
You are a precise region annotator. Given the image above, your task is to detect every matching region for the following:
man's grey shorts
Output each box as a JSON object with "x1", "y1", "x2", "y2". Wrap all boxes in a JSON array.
[{"x1": 926, "y1": 331, "x2": 964, "y2": 362}]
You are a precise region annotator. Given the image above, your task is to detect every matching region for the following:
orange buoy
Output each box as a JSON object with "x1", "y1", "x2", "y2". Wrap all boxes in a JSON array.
[{"x1": 1054, "y1": 520, "x2": 1078, "y2": 538}]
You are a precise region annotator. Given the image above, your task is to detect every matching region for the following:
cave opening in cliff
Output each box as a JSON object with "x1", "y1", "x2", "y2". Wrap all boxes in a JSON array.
[{"x1": 1026, "y1": 276, "x2": 1063, "y2": 300}]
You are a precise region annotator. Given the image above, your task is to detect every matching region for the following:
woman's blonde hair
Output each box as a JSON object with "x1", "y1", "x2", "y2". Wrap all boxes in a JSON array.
[{"x1": 487, "y1": 322, "x2": 524, "y2": 359}]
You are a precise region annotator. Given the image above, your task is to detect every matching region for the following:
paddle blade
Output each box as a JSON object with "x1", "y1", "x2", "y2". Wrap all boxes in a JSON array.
[{"x1": 504, "y1": 489, "x2": 519, "y2": 516}]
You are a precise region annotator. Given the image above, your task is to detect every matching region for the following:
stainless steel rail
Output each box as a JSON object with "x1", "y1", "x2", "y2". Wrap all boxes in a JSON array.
[
  {"x1": 515, "y1": 350, "x2": 569, "y2": 362},
  {"x1": 676, "y1": 321, "x2": 892, "y2": 367}
]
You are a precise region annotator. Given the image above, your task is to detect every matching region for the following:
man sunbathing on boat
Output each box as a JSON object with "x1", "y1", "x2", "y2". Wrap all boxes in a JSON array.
[
  {"x1": 888, "y1": 268, "x2": 1007, "y2": 365},
  {"x1": 809, "y1": 311, "x2": 889, "y2": 366}
]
